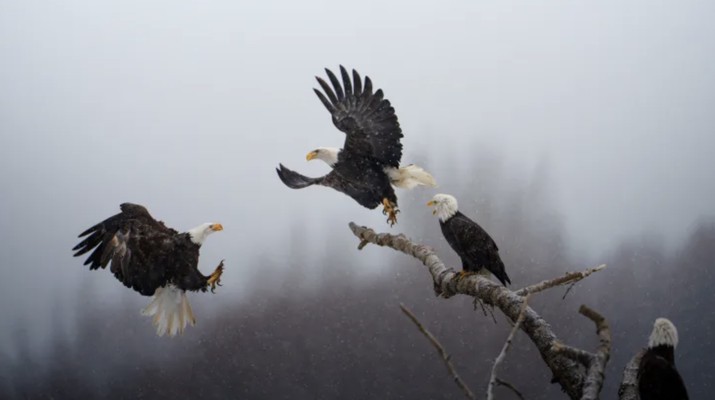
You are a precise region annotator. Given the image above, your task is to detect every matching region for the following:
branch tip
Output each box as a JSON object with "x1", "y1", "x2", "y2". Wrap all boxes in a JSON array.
[
  {"x1": 487, "y1": 296, "x2": 529, "y2": 400},
  {"x1": 399, "y1": 303, "x2": 476, "y2": 400}
]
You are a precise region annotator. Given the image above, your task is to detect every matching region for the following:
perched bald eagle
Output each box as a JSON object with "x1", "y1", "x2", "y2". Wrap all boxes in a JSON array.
[
  {"x1": 427, "y1": 194, "x2": 510, "y2": 286},
  {"x1": 638, "y1": 318, "x2": 689, "y2": 400},
  {"x1": 276, "y1": 66, "x2": 436, "y2": 226},
  {"x1": 72, "y1": 203, "x2": 225, "y2": 337}
]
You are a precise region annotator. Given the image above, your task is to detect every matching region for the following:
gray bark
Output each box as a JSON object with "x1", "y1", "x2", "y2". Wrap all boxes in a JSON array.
[
  {"x1": 349, "y1": 222, "x2": 611, "y2": 400},
  {"x1": 618, "y1": 350, "x2": 644, "y2": 400}
]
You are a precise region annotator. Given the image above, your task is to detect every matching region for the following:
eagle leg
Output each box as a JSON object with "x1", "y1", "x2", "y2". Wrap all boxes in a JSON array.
[
  {"x1": 456, "y1": 270, "x2": 476, "y2": 280},
  {"x1": 206, "y1": 259, "x2": 225, "y2": 293},
  {"x1": 381, "y1": 198, "x2": 400, "y2": 227}
]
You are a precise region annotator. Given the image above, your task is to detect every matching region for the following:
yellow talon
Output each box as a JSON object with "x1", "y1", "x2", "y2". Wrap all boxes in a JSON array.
[
  {"x1": 381, "y1": 198, "x2": 399, "y2": 227},
  {"x1": 207, "y1": 259, "x2": 225, "y2": 293},
  {"x1": 456, "y1": 270, "x2": 475, "y2": 280}
]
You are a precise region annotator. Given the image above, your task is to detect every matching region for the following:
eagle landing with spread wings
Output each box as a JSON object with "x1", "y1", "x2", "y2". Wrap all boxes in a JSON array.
[
  {"x1": 277, "y1": 66, "x2": 435, "y2": 226},
  {"x1": 72, "y1": 203, "x2": 225, "y2": 337}
]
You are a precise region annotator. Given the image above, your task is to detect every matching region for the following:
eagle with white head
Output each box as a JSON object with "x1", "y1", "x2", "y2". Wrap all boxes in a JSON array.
[
  {"x1": 427, "y1": 194, "x2": 510, "y2": 286},
  {"x1": 72, "y1": 203, "x2": 225, "y2": 337},
  {"x1": 277, "y1": 66, "x2": 436, "y2": 226},
  {"x1": 638, "y1": 318, "x2": 689, "y2": 399}
]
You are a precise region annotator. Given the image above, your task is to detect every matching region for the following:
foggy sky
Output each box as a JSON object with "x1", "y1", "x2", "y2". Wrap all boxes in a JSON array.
[{"x1": 1, "y1": 0, "x2": 715, "y2": 357}]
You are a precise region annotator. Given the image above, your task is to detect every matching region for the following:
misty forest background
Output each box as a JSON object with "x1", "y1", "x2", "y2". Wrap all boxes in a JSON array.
[
  {"x1": 2, "y1": 153, "x2": 713, "y2": 400},
  {"x1": 3, "y1": 1, "x2": 715, "y2": 399}
]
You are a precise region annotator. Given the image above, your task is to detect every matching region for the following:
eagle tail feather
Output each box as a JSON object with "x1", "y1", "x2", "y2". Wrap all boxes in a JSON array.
[
  {"x1": 141, "y1": 285, "x2": 196, "y2": 337},
  {"x1": 387, "y1": 164, "x2": 437, "y2": 189},
  {"x1": 493, "y1": 267, "x2": 511, "y2": 286}
]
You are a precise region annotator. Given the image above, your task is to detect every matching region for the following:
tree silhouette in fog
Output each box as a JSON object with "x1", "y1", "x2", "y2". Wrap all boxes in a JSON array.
[{"x1": 3, "y1": 155, "x2": 712, "y2": 400}]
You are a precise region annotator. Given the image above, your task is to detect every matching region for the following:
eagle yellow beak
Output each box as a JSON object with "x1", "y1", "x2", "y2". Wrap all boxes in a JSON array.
[
  {"x1": 306, "y1": 150, "x2": 319, "y2": 161},
  {"x1": 427, "y1": 200, "x2": 437, "y2": 215},
  {"x1": 210, "y1": 223, "x2": 224, "y2": 232}
]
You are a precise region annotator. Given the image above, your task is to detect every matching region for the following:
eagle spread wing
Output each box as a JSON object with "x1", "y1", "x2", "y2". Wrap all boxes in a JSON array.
[
  {"x1": 276, "y1": 164, "x2": 324, "y2": 189},
  {"x1": 276, "y1": 164, "x2": 392, "y2": 209},
  {"x1": 314, "y1": 66, "x2": 403, "y2": 167},
  {"x1": 72, "y1": 203, "x2": 195, "y2": 296},
  {"x1": 73, "y1": 203, "x2": 225, "y2": 336}
]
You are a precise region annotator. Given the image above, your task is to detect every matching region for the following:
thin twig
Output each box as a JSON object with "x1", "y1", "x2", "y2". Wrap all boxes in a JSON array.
[
  {"x1": 473, "y1": 297, "x2": 487, "y2": 316},
  {"x1": 399, "y1": 303, "x2": 476, "y2": 400},
  {"x1": 487, "y1": 296, "x2": 530, "y2": 400},
  {"x1": 495, "y1": 378, "x2": 526, "y2": 400},
  {"x1": 473, "y1": 298, "x2": 498, "y2": 324},
  {"x1": 561, "y1": 282, "x2": 577, "y2": 300},
  {"x1": 515, "y1": 265, "x2": 606, "y2": 297}
]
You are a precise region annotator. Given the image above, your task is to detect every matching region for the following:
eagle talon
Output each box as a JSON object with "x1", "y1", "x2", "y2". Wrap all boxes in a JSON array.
[
  {"x1": 456, "y1": 270, "x2": 474, "y2": 280},
  {"x1": 386, "y1": 209, "x2": 399, "y2": 226},
  {"x1": 381, "y1": 198, "x2": 399, "y2": 226},
  {"x1": 207, "y1": 259, "x2": 225, "y2": 293}
]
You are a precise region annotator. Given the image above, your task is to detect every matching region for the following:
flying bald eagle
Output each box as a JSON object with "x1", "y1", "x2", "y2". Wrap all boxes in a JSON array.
[
  {"x1": 427, "y1": 194, "x2": 510, "y2": 286},
  {"x1": 72, "y1": 203, "x2": 225, "y2": 337},
  {"x1": 276, "y1": 66, "x2": 436, "y2": 226},
  {"x1": 638, "y1": 318, "x2": 689, "y2": 400}
]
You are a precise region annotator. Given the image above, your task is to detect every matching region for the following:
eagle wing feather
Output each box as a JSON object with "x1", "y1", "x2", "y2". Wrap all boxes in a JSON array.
[
  {"x1": 315, "y1": 66, "x2": 403, "y2": 167},
  {"x1": 72, "y1": 203, "x2": 189, "y2": 295},
  {"x1": 443, "y1": 213, "x2": 510, "y2": 285}
]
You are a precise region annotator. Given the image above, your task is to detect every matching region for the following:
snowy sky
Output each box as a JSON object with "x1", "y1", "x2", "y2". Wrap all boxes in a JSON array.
[{"x1": 1, "y1": 0, "x2": 714, "y2": 350}]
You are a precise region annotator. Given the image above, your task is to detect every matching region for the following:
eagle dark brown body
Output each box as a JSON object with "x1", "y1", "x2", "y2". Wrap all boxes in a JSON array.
[
  {"x1": 72, "y1": 203, "x2": 224, "y2": 336},
  {"x1": 440, "y1": 211, "x2": 511, "y2": 286},
  {"x1": 277, "y1": 66, "x2": 438, "y2": 226},
  {"x1": 73, "y1": 203, "x2": 215, "y2": 296}
]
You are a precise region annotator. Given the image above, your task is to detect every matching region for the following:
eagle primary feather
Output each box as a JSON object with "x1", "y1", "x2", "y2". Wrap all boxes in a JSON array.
[
  {"x1": 277, "y1": 66, "x2": 435, "y2": 226},
  {"x1": 72, "y1": 203, "x2": 224, "y2": 336}
]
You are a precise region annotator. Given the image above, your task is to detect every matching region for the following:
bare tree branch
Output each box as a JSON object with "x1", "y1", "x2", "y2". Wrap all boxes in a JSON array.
[
  {"x1": 551, "y1": 341, "x2": 594, "y2": 366},
  {"x1": 349, "y1": 222, "x2": 609, "y2": 400},
  {"x1": 618, "y1": 350, "x2": 644, "y2": 400},
  {"x1": 399, "y1": 303, "x2": 476, "y2": 400},
  {"x1": 495, "y1": 378, "x2": 526, "y2": 400},
  {"x1": 487, "y1": 296, "x2": 529, "y2": 400},
  {"x1": 515, "y1": 265, "x2": 606, "y2": 297},
  {"x1": 578, "y1": 305, "x2": 611, "y2": 400},
  {"x1": 550, "y1": 305, "x2": 612, "y2": 400}
]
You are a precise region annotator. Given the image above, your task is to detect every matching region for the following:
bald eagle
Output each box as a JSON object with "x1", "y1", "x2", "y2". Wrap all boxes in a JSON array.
[
  {"x1": 638, "y1": 318, "x2": 689, "y2": 400},
  {"x1": 72, "y1": 203, "x2": 225, "y2": 337},
  {"x1": 427, "y1": 194, "x2": 510, "y2": 286},
  {"x1": 276, "y1": 66, "x2": 436, "y2": 226}
]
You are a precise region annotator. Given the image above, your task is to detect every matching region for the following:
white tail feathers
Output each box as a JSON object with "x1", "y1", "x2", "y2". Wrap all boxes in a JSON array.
[
  {"x1": 386, "y1": 164, "x2": 437, "y2": 189},
  {"x1": 141, "y1": 285, "x2": 196, "y2": 337}
]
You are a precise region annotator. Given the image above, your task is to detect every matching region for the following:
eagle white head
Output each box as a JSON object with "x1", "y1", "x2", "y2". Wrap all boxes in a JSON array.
[
  {"x1": 427, "y1": 194, "x2": 459, "y2": 221},
  {"x1": 306, "y1": 147, "x2": 340, "y2": 167},
  {"x1": 188, "y1": 223, "x2": 223, "y2": 245},
  {"x1": 648, "y1": 318, "x2": 679, "y2": 348}
]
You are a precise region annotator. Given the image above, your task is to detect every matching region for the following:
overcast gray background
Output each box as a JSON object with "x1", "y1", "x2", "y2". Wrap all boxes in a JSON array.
[{"x1": 1, "y1": 0, "x2": 714, "y2": 358}]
